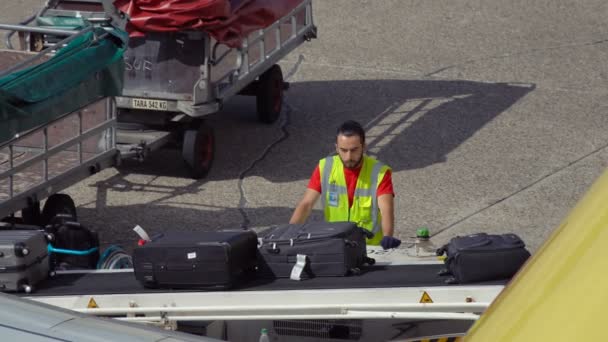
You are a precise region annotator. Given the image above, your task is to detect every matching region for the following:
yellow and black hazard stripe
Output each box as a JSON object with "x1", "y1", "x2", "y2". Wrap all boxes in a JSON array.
[{"x1": 414, "y1": 337, "x2": 464, "y2": 342}]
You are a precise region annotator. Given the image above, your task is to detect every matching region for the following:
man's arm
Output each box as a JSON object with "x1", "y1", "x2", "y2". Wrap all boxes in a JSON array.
[
  {"x1": 378, "y1": 193, "x2": 395, "y2": 237},
  {"x1": 289, "y1": 189, "x2": 321, "y2": 224}
]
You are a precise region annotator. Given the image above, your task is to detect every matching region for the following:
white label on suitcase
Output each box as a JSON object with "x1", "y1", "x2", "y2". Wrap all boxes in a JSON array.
[
  {"x1": 290, "y1": 254, "x2": 308, "y2": 281},
  {"x1": 187, "y1": 252, "x2": 197, "y2": 259},
  {"x1": 133, "y1": 225, "x2": 151, "y2": 242}
]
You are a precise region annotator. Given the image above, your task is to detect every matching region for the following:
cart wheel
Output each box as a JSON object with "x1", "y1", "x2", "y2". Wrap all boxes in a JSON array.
[
  {"x1": 182, "y1": 123, "x2": 215, "y2": 179},
  {"x1": 256, "y1": 64, "x2": 284, "y2": 124},
  {"x1": 41, "y1": 194, "x2": 77, "y2": 226}
]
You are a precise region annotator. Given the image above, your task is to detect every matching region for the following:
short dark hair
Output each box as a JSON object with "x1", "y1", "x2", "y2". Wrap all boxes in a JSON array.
[{"x1": 336, "y1": 120, "x2": 365, "y2": 145}]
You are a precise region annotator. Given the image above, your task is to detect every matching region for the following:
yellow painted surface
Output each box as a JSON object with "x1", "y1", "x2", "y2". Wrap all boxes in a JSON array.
[
  {"x1": 418, "y1": 337, "x2": 463, "y2": 342},
  {"x1": 465, "y1": 169, "x2": 608, "y2": 341}
]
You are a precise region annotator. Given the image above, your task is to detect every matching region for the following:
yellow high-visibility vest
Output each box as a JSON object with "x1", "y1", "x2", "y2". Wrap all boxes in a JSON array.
[{"x1": 319, "y1": 155, "x2": 391, "y2": 245}]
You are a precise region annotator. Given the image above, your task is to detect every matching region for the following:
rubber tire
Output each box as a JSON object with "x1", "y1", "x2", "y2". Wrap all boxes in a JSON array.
[
  {"x1": 256, "y1": 64, "x2": 284, "y2": 124},
  {"x1": 41, "y1": 194, "x2": 77, "y2": 226},
  {"x1": 182, "y1": 123, "x2": 215, "y2": 179}
]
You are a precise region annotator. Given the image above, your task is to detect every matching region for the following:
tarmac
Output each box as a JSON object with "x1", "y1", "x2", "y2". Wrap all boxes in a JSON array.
[{"x1": 1, "y1": 1, "x2": 607, "y2": 254}]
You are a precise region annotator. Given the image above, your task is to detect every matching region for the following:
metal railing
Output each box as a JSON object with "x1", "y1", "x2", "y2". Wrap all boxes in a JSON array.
[
  {"x1": 0, "y1": 98, "x2": 118, "y2": 218},
  {"x1": 209, "y1": 0, "x2": 316, "y2": 102}
]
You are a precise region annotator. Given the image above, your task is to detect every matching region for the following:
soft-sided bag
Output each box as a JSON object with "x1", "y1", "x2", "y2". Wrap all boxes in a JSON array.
[
  {"x1": 45, "y1": 215, "x2": 100, "y2": 269},
  {"x1": 257, "y1": 222, "x2": 375, "y2": 279},
  {"x1": 437, "y1": 233, "x2": 530, "y2": 284}
]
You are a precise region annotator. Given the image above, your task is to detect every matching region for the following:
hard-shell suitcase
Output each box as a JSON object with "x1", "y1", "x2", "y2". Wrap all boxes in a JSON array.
[
  {"x1": 133, "y1": 230, "x2": 258, "y2": 289},
  {"x1": 0, "y1": 230, "x2": 50, "y2": 293},
  {"x1": 436, "y1": 232, "x2": 531, "y2": 284},
  {"x1": 257, "y1": 222, "x2": 375, "y2": 279}
]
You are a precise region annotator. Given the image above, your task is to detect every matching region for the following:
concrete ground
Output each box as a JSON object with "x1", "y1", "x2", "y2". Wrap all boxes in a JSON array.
[{"x1": 1, "y1": 1, "x2": 607, "y2": 254}]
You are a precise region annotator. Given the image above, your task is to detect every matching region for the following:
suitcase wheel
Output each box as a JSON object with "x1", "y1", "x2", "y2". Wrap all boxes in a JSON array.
[
  {"x1": 22, "y1": 284, "x2": 32, "y2": 293},
  {"x1": 15, "y1": 243, "x2": 29, "y2": 257},
  {"x1": 364, "y1": 256, "x2": 376, "y2": 266},
  {"x1": 349, "y1": 267, "x2": 361, "y2": 276}
]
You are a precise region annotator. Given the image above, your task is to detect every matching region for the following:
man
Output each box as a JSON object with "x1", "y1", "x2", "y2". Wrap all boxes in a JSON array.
[{"x1": 290, "y1": 120, "x2": 402, "y2": 249}]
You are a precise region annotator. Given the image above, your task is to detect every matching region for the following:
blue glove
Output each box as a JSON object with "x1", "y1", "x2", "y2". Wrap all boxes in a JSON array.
[{"x1": 381, "y1": 236, "x2": 402, "y2": 250}]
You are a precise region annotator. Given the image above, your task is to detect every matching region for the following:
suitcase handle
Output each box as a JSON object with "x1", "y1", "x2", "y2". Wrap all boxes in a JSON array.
[
  {"x1": 360, "y1": 228, "x2": 374, "y2": 239},
  {"x1": 47, "y1": 244, "x2": 99, "y2": 256},
  {"x1": 291, "y1": 227, "x2": 374, "y2": 240},
  {"x1": 265, "y1": 242, "x2": 280, "y2": 254},
  {"x1": 294, "y1": 232, "x2": 314, "y2": 240},
  {"x1": 452, "y1": 234, "x2": 492, "y2": 251}
]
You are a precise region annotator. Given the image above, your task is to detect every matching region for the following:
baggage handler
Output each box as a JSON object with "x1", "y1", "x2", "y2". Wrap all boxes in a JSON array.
[{"x1": 290, "y1": 120, "x2": 402, "y2": 249}]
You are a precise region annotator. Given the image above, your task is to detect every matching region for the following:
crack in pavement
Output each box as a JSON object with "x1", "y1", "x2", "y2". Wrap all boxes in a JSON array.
[
  {"x1": 237, "y1": 102, "x2": 292, "y2": 229},
  {"x1": 237, "y1": 56, "x2": 303, "y2": 229},
  {"x1": 234, "y1": 38, "x2": 608, "y2": 230},
  {"x1": 433, "y1": 140, "x2": 608, "y2": 238}
]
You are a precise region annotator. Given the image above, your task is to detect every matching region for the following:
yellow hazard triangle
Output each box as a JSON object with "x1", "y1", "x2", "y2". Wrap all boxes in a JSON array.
[
  {"x1": 419, "y1": 291, "x2": 434, "y2": 303},
  {"x1": 87, "y1": 297, "x2": 99, "y2": 308}
]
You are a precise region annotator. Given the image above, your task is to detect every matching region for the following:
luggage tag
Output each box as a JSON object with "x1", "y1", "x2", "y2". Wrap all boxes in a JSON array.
[
  {"x1": 328, "y1": 182, "x2": 339, "y2": 207},
  {"x1": 290, "y1": 254, "x2": 309, "y2": 281},
  {"x1": 133, "y1": 225, "x2": 152, "y2": 245}
]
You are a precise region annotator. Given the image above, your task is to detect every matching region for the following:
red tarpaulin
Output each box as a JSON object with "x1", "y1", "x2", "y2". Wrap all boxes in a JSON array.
[{"x1": 112, "y1": 0, "x2": 304, "y2": 47}]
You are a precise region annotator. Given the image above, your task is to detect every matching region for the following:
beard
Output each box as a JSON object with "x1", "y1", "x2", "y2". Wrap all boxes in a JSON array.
[{"x1": 341, "y1": 156, "x2": 363, "y2": 169}]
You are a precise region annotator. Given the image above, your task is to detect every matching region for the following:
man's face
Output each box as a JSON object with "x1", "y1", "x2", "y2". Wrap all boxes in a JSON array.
[{"x1": 336, "y1": 134, "x2": 365, "y2": 169}]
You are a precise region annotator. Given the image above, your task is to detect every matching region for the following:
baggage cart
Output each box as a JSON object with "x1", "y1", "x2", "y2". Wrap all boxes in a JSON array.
[
  {"x1": 0, "y1": 25, "x2": 124, "y2": 227},
  {"x1": 9, "y1": 0, "x2": 317, "y2": 178}
]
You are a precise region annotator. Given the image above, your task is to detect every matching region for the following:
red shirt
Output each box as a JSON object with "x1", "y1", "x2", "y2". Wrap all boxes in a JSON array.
[{"x1": 307, "y1": 164, "x2": 394, "y2": 208}]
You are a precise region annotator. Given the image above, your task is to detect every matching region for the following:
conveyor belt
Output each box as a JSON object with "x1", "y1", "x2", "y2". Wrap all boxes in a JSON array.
[{"x1": 27, "y1": 264, "x2": 506, "y2": 297}]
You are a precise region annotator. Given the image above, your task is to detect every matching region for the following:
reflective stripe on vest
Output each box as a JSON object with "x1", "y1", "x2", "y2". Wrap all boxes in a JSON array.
[
  {"x1": 370, "y1": 160, "x2": 384, "y2": 236},
  {"x1": 320, "y1": 155, "x2": 333, "y2": 209}
]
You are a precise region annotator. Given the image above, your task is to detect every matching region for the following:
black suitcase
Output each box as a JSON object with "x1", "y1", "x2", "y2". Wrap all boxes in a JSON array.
[
  {"x1": 0, "y1": 230, "x2": 51, "y2": 293},
  {"x1": 133, "y1": 230, "x2": 258, "y2": 289},
  {"x1": 257, "y1": 222, "x2": 374, "y2": 279},
  {"x1": 437, "y1": 233, "x2": 531, "y2": 284}
]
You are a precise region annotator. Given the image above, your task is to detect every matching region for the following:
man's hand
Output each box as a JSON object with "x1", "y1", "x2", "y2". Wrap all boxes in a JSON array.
[
  {"x1": 381, "y1": 236, "x2": 401, "y2": 250},
  {"x1": 290, "y1": 189, "x2": 321, "y2": 224}
]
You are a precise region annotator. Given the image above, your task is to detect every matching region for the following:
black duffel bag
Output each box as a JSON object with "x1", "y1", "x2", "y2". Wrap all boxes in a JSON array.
[{"x1": 436, "y1": 233, "x2": 530, "y2": 284}]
